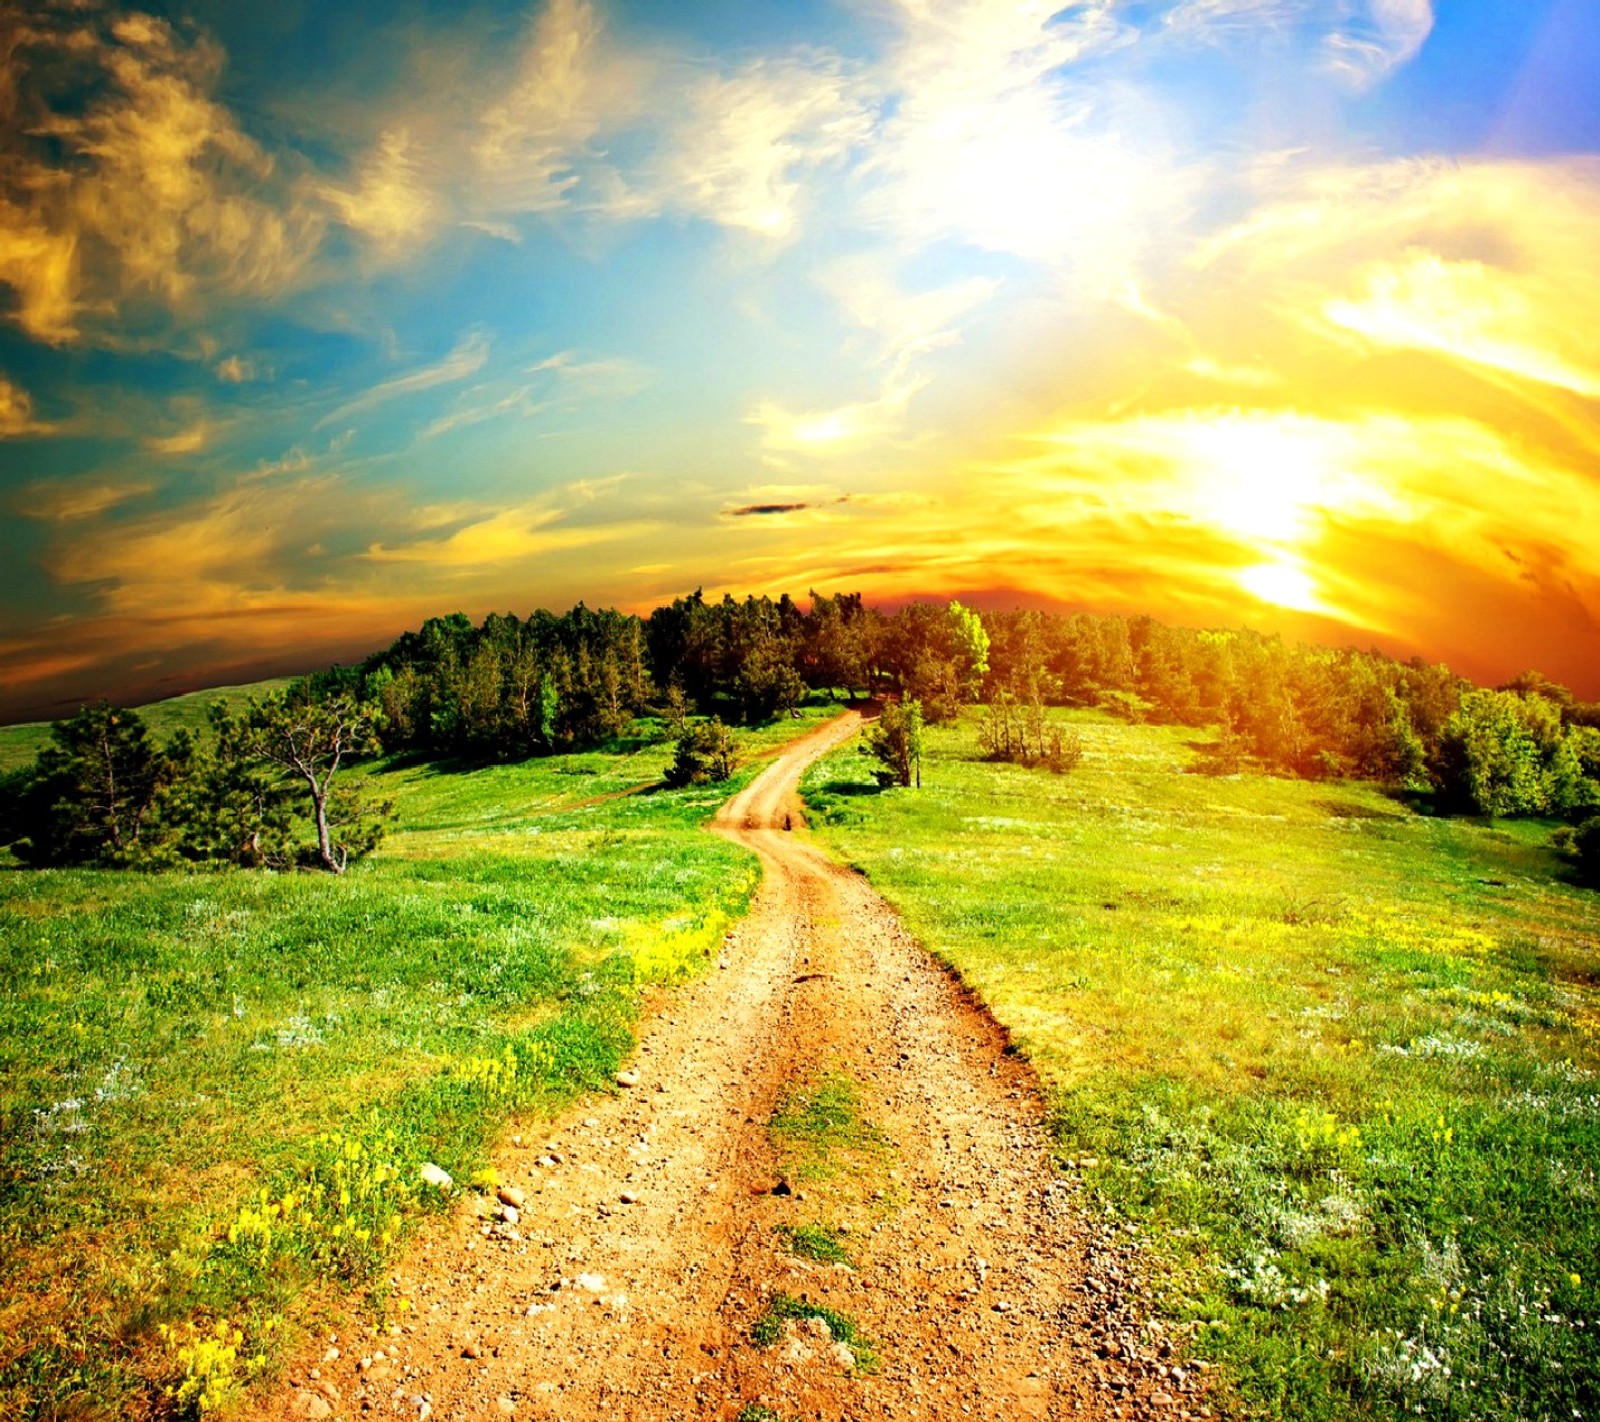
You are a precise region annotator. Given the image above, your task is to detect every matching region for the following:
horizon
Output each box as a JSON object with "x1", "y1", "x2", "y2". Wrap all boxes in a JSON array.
[{"x1": 4, "y1": 0, "x2": 1600, "y2": 718}]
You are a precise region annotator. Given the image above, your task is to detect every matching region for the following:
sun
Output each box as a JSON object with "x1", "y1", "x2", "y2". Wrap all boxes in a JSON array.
[{"x1": 1237, "y1": 559, "x2": 1323, "y2": 613}]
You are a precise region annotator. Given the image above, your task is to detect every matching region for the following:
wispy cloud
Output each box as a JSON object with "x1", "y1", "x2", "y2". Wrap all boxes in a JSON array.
[
  {"x1": 316, "y1": 331, "x2": 491, "y2": 430},
  {"x1": 1199, "y1": 157, "x2": 1600, "y2": 399},
  {"x1": 320, "y1": 128, "x2": 438, "y2": 255},
  {"x1": 1323, "y1": 0, "x2": 1435, "y2": 89},
  {"x1": 17, "y1": 478, "x2": 156, "y2": 523},
  {"x1": 473, "y1": 0, "x2": 643, "y2": 218}
]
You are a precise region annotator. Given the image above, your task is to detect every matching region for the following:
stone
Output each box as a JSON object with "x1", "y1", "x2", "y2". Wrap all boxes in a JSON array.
[
  {"x1": 323, "y1": 1346, "x2": 341, "y2": 1364},
  {"x1": 832, "y1": 1341, "x2": 857, "y2": 1370},
  {"x1": 801, "y1": 1316, "x2": 833, "y2": 1343},
  {"x1": 496, "y1": 1398, "x2": 517, "y2": 1416},
  {"x1": 499, "y1": 1204, "x2": 520, "y2": 1225},
  {"x1": 576, "y1": 1272, "x2": 605, "y2": 1292},
  {"x1": 616, "y1": 1070, "x2": 640, "y2": 1088},
  {"x1": 419, "y1": 1163, "x2": 452, "y2": 1190},
  {"x1": 497, "y1": 1185, "x2": 525, "y2": 1210},
  {"x1": 619, "y1": 1191, "x2": 638, "y2": 1205},
  {"x1": 462, "y1": 1343, "x2": 482, "y2": 1360},
  {"x1": 290, "y1": 1391, "x2": 333, "y2": 1420}
]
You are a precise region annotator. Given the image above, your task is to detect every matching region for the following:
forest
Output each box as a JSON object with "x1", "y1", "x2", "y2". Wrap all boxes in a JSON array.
[{"x1": 3, "y1": 590, "x2": 1599, "y2": 880}]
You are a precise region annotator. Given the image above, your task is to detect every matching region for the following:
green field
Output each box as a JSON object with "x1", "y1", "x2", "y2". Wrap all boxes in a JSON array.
[
  {"x1": 0, "y1": 702, "x2": 836, "y2": 1419},
  {"x1": 804, "y1": 710, "x2": 1600, "y2": 1422},
  {"x1": 0, "y1": 679, "x2": 299, "y2": 775}
]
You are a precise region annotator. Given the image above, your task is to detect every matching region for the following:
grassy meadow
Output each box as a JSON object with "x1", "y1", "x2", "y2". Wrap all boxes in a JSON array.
[
  {"x1": 0, "y1": 680, "x2": 299, "y2": 776},
  {"x1": 804, "y1": 711, "x2": 1600, "y2": 1422},
  {"x1": 0, "y1": 693, "x2": 839, "y2": 1419}
]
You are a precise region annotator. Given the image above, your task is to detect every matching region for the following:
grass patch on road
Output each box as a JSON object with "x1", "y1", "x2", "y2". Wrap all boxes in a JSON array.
[
  {"x1": 776, "y1": 1222, "x2": 853, "y2": 1266},
  {"x1": 1, "y1": 710, "x2": 840, "y2": 1419},
  {"x1": 751, "y1": 1292, "x2": 878, "y2": 1371},
  {"x1": 769, "y1": 1070, "x2": 887, "y2": 1184},
  {"x1": 804, "y1": 710, "x2": 1600, "y2": 1422}
]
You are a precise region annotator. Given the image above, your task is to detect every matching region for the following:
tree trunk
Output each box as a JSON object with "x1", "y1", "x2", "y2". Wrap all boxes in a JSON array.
[{"x1": 311, "y1": 784, "x2": 341, "y2": 873}]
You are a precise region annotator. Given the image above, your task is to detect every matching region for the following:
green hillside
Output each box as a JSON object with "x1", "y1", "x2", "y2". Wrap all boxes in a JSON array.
[
  {"x1": 0, "y1": 679, "x2": 298, "y2": 775},
  {"x1": 805, "y1": 710, "x2": 1600, "y2": 1422}
]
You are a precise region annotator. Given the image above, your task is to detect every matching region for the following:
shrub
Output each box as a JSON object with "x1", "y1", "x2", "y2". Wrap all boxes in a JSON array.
[
  {"x1": 664, "y1": 719, "x2": 734, "y2": 787},
  {"x1": 863, "y1": 699, "x2": 924, "y2": 787},
  {"x1": 1574, "y1": 816, "x2": 1600, "y2": 886}
]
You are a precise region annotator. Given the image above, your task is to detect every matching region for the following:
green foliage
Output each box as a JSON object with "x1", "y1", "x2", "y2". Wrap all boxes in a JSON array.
[
  {"x1": 155, "y1": 706, "x2": 296, "y2": 867},
  {"x1": 663, "y1": 718, "x2": 735, "y2": 787},
  {"x1": 4, "y1": 703, "x2": 174, "y2": 866},
  {"x1": 947, "y1": 598, "x2": 990, "y2": 695},
  {"x1": 230, "y1": 689, "x2": 391, "y2": 873},
  {"x1": 1573, "y1": 816, "x2": 1600, "y2": 885},
  {"x1": 1436, "y1": 688, "x2": 1597, "y2": 818},
  {"x1": 365, "y1": 606, "x2": 648, "y2": 758},
  {"x1": 806, "y1": 708, "x2": 1600, "y2": 1422},
  {"x1": 863, "y1": 699, "x2": 924, "y2": 787}
]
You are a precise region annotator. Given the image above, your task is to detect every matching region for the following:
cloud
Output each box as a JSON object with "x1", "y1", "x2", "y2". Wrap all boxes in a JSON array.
[
  {"x1": 0, "y1": 374, "x2": 53, "y2": 437},
  {"x1": 363, "y1": 502, "x2": 645, "y2": 568},
  {"x1": 1199, "y1": 157, "x2": 1600, "y2": 399},
  {"x1": 17, "y1": 478, "x2": 155, "y2": 522},
  {"x1": 1163, "y1": 0, "x2": 1315, "y2": 37},
  {"x1": 747, "y1": 373, "x2": 929, "y2": 456},
  {"x1": 316, "y1": 331, "x2": 491, "y2": 430},
  {"x1": 1322, "y1": 0, "x2": 1434, "y2": 89},
  {"x1": 474, "y1": 0, "x2": 641, "y2": 217},
  {"x1": 0, "y1": 6, "x2": 323, "y2": 344},
  {"x1": 631, "y1": 52, "x2": 875, "y2": 240},
  {"x1": 726, "y1": 502, "x2": 813, "y2": 518},
  {"x1": 419, "y1": 349, "x2": 650, "y2": 441},
  {"x1": 215, "y1": 355, "x2": 255, "y2": 384},
  {"x1": 320, "y1": 128, "x2": 437, "y2": 255},
  {"x1": 142, "y1": 420, "x2": 218, "y2": 456}
]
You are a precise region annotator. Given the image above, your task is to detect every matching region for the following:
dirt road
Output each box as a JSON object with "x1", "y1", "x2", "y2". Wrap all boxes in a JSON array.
[{"x1": 273, "y1": 713, "x2": 1177, "y2": 1421}]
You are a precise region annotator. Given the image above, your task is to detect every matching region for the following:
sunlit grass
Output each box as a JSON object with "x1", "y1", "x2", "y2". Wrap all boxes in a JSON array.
[
  {"x1": 804, "y1": 710, "x2": 1600, "y2": 1422},
  {"x1": 0, "y1": 707, "x2": 842, "y2": 1419}
]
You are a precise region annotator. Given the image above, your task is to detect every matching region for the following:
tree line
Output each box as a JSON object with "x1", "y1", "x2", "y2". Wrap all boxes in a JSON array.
[{"x1": 3, "y1": 591, "x2": 1598, "y2": 877}]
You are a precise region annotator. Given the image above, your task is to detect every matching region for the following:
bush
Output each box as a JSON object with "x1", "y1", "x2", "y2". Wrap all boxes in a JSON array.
[
  {"x1": 664, "y1": 719, "x2": 734, "y2": 787},
  {"x1": 1574, "y1": 817, "x2": 1600, "y2": 886},
  {"x1": 863, "y1": 700, "x2": 924, "y2": 787}
]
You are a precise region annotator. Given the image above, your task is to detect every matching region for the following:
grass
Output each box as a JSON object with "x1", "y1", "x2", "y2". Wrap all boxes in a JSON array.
[
  {"x1": 776, "y1": 1222, "x2": 853, "y2": 1266},
  {"x1": 1, "y1": 704, "x2": 839, "y2": 1420},
  {"x1": 768, "y1": 1070, "x2": 886, "y2": 1183},
  {"x1": 804, "y1": 709, "x2": 1600, "y2": 1422},
  {"x1": 750, "y1": 1292, "x2": 878, "y2": 1371},
  {"x1": 0, "y1": 678, "x2": 298, "y2": 774}
]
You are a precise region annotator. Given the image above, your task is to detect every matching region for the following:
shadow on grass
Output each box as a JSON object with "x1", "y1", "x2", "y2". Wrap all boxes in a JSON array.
[{"x1": 810, "y1": 779, "x2": 885, "y2": 798}]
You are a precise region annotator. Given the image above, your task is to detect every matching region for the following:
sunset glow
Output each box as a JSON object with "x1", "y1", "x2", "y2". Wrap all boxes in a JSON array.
[{"x1": 2, "y1": 0, "x2": 1599, "y2": 715}]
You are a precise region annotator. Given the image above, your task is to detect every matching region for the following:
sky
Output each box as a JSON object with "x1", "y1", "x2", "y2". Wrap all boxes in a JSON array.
[{"x1": 2, "y1": 0, "x2": 1599, "y2": 719}]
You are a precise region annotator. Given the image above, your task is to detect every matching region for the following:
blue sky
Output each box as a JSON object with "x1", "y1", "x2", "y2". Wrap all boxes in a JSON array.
[{"x1": 2, "y1": 0, "x2": 1599, "y2": 716}]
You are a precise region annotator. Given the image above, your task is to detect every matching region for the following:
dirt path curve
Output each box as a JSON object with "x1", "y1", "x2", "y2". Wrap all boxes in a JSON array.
[{"x1": 273, "y1": 713, "x2": 1168, "y2": 1422}]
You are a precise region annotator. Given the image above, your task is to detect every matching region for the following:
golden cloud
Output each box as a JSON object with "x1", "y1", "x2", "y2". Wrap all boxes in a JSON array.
[
  {"x1": 0, "y1": 7, "x2": 324, "y2": 345},
  {"x1": 0, "y1": 375, "x2": 53, "y2": 438}
]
